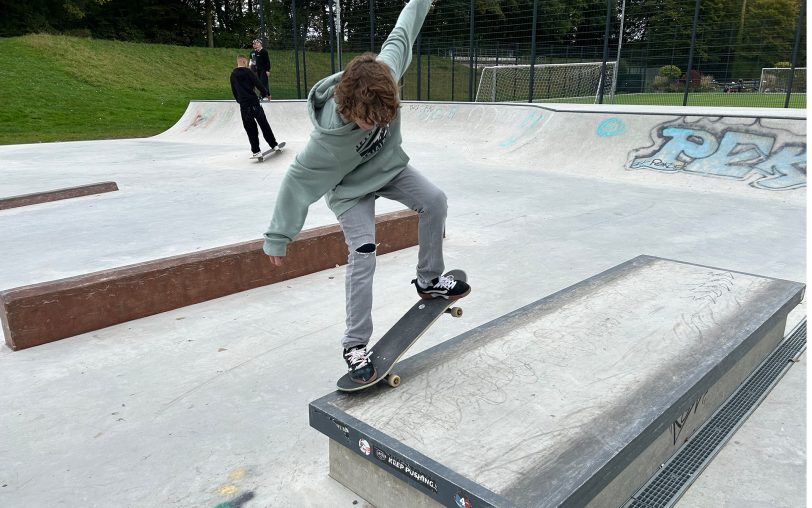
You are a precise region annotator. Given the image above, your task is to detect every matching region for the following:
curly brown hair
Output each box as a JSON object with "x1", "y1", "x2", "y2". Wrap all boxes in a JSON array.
[{"x1": 335, "y1": 53, "x2": 400, "y2": 126}]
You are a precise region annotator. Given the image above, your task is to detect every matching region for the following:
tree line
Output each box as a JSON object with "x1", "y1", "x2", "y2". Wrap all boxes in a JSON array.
[{"x1": 0, "y1": 0, "x2": 804, "y2": 79}]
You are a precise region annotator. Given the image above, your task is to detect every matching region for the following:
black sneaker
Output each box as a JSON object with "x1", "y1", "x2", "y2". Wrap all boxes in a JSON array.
[
  {"x1": 343, "y1": 345, "x2": 377, "y2": 384},
  {"x1": 413, "y1": 273, "x2": 471, "y2": 300}
]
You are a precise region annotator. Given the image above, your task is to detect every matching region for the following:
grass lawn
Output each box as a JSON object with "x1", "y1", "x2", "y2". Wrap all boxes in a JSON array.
[
  {"x1": 0, "y1": 34, "x2": 805, "y2": 145},
  {"x1": 0, "y1": 35, "x2": 239, "y2": 144}
]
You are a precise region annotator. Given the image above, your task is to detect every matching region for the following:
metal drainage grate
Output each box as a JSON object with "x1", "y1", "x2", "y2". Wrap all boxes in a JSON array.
[{"x1": 625, "y1": 318, "x2": 807, "y2": 508}]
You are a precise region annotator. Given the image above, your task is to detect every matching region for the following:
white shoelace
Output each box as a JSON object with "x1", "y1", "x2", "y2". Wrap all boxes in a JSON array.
[
  {"x1": 345, "y1": 347, "x2": 370, "y2": 368},
  {"x1": 434, "y1": 274, "x2": 456, "y2": 290}
]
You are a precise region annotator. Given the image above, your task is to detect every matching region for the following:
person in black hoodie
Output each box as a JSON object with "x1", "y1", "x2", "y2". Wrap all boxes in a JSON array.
[
  {"x1": 230, "y1": 54, "x2": 282, "y2": 157},
  {"x1": 250, "y1": 39, "x2": 272, "y2": 91}
]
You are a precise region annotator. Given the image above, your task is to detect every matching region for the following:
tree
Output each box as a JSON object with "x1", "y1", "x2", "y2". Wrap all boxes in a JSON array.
[
  {"x1": 0, "y1": 0, "x2": 110, "y2": 36},
  {"x1": 732, "y1": 0, "x2": 803, "y2": 77}
]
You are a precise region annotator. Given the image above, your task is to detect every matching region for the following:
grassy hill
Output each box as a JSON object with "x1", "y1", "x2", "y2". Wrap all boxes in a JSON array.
[
  {"x1": 0, "y1": 35, "x2": 236, "y2": 143},
  {"x1": 0, "y1": 34, "x2": 474, "y2": 145},
  {"x1": 0, "y1": 34, "x2": 804, "y2": 145}
]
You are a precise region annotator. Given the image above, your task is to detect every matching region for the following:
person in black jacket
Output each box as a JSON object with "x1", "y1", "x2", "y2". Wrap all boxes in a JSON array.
[
  {"x1": 250, "y1": 39, "x2": 271, "y2": 91},
  {"x1": 230, "y1": 54, "x2": 282, "y2": 157}
]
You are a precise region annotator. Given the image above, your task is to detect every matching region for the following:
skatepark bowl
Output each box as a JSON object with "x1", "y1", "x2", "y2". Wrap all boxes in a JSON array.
[{"x1": 0, "y1": 100, "x2": 806, "y2": 508}]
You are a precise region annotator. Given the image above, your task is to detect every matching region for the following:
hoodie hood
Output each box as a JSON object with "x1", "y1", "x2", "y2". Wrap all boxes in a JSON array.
[{"x1": 307, "y1": 72, "x2": 357, "y2": 136}]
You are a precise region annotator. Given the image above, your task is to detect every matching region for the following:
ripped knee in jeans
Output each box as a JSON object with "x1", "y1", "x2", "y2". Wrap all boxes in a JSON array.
[{"x1": 355, "y1": 243, "x2": 376, "y2": 254}]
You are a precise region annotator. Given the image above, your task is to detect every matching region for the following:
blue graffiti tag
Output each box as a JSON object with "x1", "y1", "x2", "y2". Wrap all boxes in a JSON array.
[
  {"x1": 499, "y1": 111, "x2": 544, "y2": 148},
  {"x1": 596, "y1": 118, "x2": 626, "y2": 137},
  {"x1": 751, "y1": 144, "x2": 807, "y2": 190},
  {"x1": 627, "y1": 118, "x2": 806, "y2": 190}
]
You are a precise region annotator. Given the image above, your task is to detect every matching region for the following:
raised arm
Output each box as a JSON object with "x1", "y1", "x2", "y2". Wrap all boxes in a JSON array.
[{"x1": 376, "y1": 0, "x2": 434, "y2": 81}]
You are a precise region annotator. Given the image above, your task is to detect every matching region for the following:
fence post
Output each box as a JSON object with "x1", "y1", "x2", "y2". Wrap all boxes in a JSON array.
[
  {"x1": 336, "y1": 0, "x2": 343, "y2": 68},
  {"x1": 451, "y1": 47, "x2": 456, "y2": 101},
  {"x1": 369, "y1": 0, "x2": 376, "y2": 52},
  {"x1": 468, "y1": 0, "x2": 475, "y2": 101},
  {"x1": 597, "y1": 0, "x2": 613, "y2": 104},
  {"x1": 528, "y1": 0, "x2": 539, "y2": 103},
  {"x1": 427, "y1": 42, "x2": 431, "y2": 100},
  {"x1": 327, "y1": 0, "x2": 336, "y2": 74},
  {"x1": 682, "y1": 0, "x2": 701, "y2": 106},
  {"x1": 259, "y1": 0, "x2": 267, "y2": 46},
  {"x1": 491, "y1": 63, "x2": 497, "y2": 101},
  {"x1": 611, "y1": 0, "x2": 626, "y2": 101},
  {"x1": 784, "y1": 0, "x2": 806, "y2": 108},
  {"x1": 301, "y1": 25, "x2": 308, "y2": 92},
  {"x1": 291, "y1": 0, "x2": 302, "y2": 99},
  {"x1": 496, "y1": 41, "x2": 500, "y2": 66},
  {"x1": 417, "y1": 34, "x2": 422, "y2": 100}
]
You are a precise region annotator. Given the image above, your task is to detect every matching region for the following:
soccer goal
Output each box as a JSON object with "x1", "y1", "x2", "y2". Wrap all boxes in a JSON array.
[
  {"x1": 758, "y1": 67, "x2": 806, "y2": 93},
  {"x1": 475, "y1": 62, "x2": 616, "y2": 103}
]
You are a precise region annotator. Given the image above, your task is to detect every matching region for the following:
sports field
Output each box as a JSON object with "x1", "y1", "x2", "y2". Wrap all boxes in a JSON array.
[{"x1": 542, "y1": 92, "x2": 806, "y2": 108}]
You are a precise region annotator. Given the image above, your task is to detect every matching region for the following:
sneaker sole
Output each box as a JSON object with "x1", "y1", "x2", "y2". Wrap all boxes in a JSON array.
[
  {"x1": 350, "y1": 368, "x2": 378, "y2": 385},
  {"x1": 417, "y1": 287, "x2": 471, "y2": 301}
]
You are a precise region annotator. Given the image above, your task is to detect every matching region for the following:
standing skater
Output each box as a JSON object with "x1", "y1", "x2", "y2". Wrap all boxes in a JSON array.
[
  {"x1": 262, "y1": 0, "x2": 470, "y2": 385},
  {"x1": 230, "y1": 54, "x2": 282, "y2": 157},
  {"x1": 250, "y1": 39, "x2": 271, "y2": 92}
]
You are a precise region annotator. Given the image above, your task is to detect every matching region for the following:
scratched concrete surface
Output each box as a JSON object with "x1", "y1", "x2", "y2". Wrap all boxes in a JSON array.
[
  {"x1": 0, "y1": 101, "x2": 806, "y2": 507},
  {"x1": 330, "y1": 257, "x2": 802, "y2": 507}
]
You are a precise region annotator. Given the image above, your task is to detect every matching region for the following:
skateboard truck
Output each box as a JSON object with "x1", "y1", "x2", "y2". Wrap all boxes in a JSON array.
[{"x1": 252, "y1": 141, "x2": 286, "y2": 162}]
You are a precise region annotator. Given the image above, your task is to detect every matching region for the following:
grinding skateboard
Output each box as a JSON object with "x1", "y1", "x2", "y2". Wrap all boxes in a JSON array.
[
  {"x1": 336, "y1": 269, "x2": 467, "y2": 392},
  {"x1": 251, "y1": 141, "x2": 286, "y2": 162}
]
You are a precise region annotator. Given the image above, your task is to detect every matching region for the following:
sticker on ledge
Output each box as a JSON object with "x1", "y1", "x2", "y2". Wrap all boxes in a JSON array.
[
  {"x1": 373, "y1": 447, "x2": 438, "y2": 493},
  {"x1": 455, "y1": 491, "x2": 473, "y2": 508},
  {"x1": 358, "y1": 438, "x2": 372, "y2": 456}
]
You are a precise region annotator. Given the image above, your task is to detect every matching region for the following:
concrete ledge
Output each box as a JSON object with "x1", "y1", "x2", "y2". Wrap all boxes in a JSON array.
[
  {"x1": 1, "y1": 209, "x2": 417, "y2": 350},
  {"x1": 0, "y1": 181, "x2": 119, "y2": 210},
  {"x1": 310, "y1": 255, "x2": 805, "y2": 508}
]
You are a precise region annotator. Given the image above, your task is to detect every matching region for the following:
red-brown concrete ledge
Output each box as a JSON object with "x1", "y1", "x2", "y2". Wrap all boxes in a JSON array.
[
  {"x1": 0, "y1": 209, "x2": 418, "y2": 350},
  {"x1": 0, "y1": 181, "x2": 119, "y2": 210}
]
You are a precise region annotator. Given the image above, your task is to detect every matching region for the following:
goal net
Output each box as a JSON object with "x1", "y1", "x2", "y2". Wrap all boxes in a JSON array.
[
  {"x1": 475, "y1": 62, "x2": 616, "y2": 103},
  {"x1": 758, "y1": 67, "x2": 806, "y2": 93}
]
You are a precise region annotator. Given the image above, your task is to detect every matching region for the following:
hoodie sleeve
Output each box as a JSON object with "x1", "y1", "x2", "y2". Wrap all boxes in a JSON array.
[
  {"x1": 249, "y1": 70, "x2": 270, "y2": 98},
  {"x1": 376, "y1": 0, "x2": 433, "y2": 81},
  {"x1": 230, "y1": 71, "x2": 239, "y2": 101},
  {"x1": 262, "y1": 138, "x2": 344, "y2": 257}
]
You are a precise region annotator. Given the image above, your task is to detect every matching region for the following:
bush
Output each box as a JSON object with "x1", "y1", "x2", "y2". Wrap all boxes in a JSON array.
[
  {"x1": 658, "y1": 65, "x2": 682, "y2": 79},
  {"x1": 774, "y1": 61, "x2": 791, "y2": 68},
  {"x1": 652, "y1": 65, "x2": 682, "y2": 91},
  {"x1": 699, "y1": 75, "x2": 715, "y2": 92}
]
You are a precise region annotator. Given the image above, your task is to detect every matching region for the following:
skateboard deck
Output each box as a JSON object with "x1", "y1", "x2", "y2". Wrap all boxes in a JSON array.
[
  {"x1": 336, "y1": 269, "x2": 467, "y2": 392},
  {"x1": 252, "y1": 141, "x2": 286, "y2": 162}
]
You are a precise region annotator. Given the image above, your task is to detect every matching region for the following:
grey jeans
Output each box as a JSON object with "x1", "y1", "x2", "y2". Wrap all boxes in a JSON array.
[{"x1": 337, "y1": 165, "x2": 447, "y2": 348}]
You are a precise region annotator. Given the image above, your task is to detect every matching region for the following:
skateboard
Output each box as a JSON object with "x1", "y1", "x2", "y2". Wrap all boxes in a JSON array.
[
  {"x1": 336, "y1": 269, "x2": 467, "y2": 392},
  {"x1": 251, "y1": 141, "x2": 286, "y2": 162}
]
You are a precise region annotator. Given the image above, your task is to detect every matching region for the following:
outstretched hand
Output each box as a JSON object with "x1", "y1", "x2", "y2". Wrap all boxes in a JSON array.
[{"x1": 269, "y1": 256, "x2": 284, "y2": 266}]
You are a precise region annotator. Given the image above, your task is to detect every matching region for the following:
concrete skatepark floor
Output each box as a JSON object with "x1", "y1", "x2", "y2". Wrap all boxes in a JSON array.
[{"x1": 0, "y1": 101, "x2": 805, "y2": 507}]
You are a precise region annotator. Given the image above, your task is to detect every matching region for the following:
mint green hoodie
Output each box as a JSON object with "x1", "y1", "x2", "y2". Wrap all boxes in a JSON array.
[{"x1": 262, "y1": 0, "x2": 433, "y2": 257}]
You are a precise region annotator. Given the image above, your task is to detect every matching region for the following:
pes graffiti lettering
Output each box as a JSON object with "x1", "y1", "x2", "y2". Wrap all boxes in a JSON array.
[{"x1": 626, "y1": 117, "x2": 806, "y2": 190}]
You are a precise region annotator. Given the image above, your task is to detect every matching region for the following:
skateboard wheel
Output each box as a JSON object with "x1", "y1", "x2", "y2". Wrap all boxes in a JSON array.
[
  {"x1": 447, "y1": 307, "x2": 463, "y2": 317},
  {"x1": 387, "y1": 374, "x2": 401, "y2": 387}
]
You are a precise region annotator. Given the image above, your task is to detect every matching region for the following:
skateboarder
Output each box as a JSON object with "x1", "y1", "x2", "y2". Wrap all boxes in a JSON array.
[
  {"x1": 262, "y1": 0, "x2": 470, "y2": 385},
  {"x1": 230, "y1": 54, "x2": 281, "y2": 157}
]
